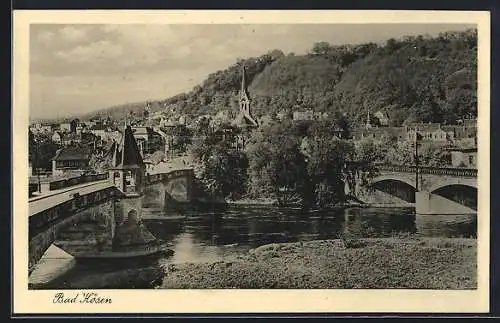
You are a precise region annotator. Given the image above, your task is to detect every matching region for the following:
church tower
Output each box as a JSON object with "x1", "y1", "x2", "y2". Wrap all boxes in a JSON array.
[
  {"x1": 239, "y1": 65, "x2": 251, "y2": 116},
  {"x1": 232, "y1": 65, "x2": 258, "y2": 128},
  {"x1": 365, "y1": 110, "x2": 372, "y2": 130}
]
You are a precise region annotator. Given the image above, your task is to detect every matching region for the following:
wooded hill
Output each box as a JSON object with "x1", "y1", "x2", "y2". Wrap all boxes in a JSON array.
[{"x1": 87, "y1": 28, "x2": 477, "y2": 127}]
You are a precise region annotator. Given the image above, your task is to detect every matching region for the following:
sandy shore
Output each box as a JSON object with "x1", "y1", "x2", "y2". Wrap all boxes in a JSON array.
[{"x1": 162, "y1": 237, "x2": 476, "y2": 289}]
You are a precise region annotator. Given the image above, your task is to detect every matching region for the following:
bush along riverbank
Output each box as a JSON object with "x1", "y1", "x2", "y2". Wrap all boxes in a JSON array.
[{"x1": 161, "y1": 237, "x2": 476, "y2": 289}]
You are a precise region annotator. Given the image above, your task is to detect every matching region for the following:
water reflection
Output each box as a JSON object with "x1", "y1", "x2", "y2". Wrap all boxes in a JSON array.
[{"x1": 30, "y1": 205, "x2": 476, "y2": 289}]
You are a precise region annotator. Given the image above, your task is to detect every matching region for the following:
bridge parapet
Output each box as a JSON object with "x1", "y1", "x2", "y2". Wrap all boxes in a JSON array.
[
  {"x1": 146, "y1": 168, "x2": 194, "y2": 185},
  {"x1": 49, "y1": 173, "x2": 109, "y2": 191},
  {"x1": 29, "y1": 186, "x2": 120, "y2": 239},
  {"x1": 375, "y1": 164, "x2": 477, "y2": 178}
]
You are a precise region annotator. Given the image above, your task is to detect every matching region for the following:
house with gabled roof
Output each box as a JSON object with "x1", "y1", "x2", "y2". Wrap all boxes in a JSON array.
[{"x1": 51, "y1": 146, "x2": 90, "y2": 177}]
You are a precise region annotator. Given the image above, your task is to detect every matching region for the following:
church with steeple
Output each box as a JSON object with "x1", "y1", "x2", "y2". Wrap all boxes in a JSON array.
[
  {"x1": 227, "y1": 65, "x2": 259, "y2": 150},
  {"x1": 231, "y1": 65, "x2": 259, "y2": 129}
]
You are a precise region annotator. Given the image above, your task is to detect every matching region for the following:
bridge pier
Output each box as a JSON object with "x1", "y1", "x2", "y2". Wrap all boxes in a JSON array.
[
  {"x1": 415, "y1": 191, "x2": 477, "y2": 215},
  {"x1": 112, "y1": 195, "x2": 157, "y2": 249},
  {"x1": 143, "y1": 170, "x2": 195, "y2": 212}
]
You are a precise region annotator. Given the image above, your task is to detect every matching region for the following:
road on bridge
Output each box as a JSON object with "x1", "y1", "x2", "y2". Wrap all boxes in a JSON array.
[{"x1": 28, "y1": 180, "x2": 113, "y2": 217}]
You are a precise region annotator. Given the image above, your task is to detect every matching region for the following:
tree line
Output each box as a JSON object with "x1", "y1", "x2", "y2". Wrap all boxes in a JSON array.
[{"x1": 187, "y1": 117, "x2": 454, "y2": 209}]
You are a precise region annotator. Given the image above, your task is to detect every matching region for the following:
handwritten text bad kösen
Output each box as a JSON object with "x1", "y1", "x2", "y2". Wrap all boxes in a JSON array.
[{"x1": 53, "y1": 292, "x2": 112, "y2": 304}]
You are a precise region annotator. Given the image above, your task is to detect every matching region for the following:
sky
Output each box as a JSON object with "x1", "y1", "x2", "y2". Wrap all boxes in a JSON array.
[{"x1": 29, "y1": 23, "x2": 474, "y2": 120}]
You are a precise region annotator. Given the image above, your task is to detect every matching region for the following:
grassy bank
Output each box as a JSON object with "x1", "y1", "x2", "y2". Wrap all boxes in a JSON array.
[{"x1": 162, "y1": 237, "x2": 476, "y2": 289}]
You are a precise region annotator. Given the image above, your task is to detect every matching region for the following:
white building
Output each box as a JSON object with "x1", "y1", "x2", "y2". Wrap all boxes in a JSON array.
[{"x1": 59, "y1": 123, "x2": 72, "y2": 132}]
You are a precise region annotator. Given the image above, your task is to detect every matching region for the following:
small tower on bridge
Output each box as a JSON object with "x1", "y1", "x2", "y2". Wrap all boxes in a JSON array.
[
  {"x1": 109, "y1": 124, "x2": 146, "y2": 196},
  {"x1": 108, "y1": 124, "x2": 159, "y2": 252}
]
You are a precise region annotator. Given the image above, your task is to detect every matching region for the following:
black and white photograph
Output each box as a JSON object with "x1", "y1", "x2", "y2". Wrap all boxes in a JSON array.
[{"x1": 13, "y1": 10, "x2": 490, "y2": 314}]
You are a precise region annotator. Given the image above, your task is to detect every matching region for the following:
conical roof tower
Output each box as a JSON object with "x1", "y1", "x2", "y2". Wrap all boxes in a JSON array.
[{"x1": 111, "y1": 125, "x2": 145, "y2": 170}]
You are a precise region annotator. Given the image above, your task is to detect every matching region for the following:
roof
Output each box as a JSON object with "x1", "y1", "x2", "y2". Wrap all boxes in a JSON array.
[
  {"x1": 110, "y1": 125, "x2": 145, "y2": 170},
  {"x1": 51, "y1": 147, "x2": 89, "y2": 161},
  {"x1": 448, "y1": 147, "x2": 477, "y2": 153},
  {"x1": 406, "y1": 123, "x2": 442, "y2": 132},
  {"x1": 232, "y1": 112, "x2": 259, "y2": 127},
  {"x1": 90, "y1": 124, "x2": 107, "y2": 130},
  {"x1": 131, "y1": 126, "x2": 153, "y2": 136}
]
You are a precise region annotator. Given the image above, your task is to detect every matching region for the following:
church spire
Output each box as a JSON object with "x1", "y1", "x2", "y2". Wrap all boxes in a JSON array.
[
  {"x1": 231, "y1": 63, "x2": 258, "y2": 128},
  {"x1": 365, "y1": 110, "x2": 372, "y2": 129},
  {"x1": 240, "y1": 65, "x2": 249, "y2": 98}
]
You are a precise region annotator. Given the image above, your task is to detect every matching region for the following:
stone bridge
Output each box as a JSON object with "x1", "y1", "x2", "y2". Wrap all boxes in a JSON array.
[
  {"x1": 28, "y1": 168, "x2": 195, "y2": 275},
  {"x1": 355, "y1": 164, "x2": 478, "y2": 215},
  {"x1": 143, "y1": 168, "x2": 194, "y2": 209}
]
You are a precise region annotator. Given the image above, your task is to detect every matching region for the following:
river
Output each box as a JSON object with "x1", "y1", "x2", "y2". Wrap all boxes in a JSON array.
[{"x1": 29, "y1": 205, "x2": 477, "y2": 289}]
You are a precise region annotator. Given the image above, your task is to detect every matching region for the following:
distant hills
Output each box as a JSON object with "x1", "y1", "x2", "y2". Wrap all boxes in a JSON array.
[{"x1": 78, "y1": 28, "x2": 477, "y2": 127}]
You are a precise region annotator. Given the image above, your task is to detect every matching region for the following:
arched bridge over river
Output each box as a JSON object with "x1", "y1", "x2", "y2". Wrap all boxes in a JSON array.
[
  {"x1": 28, "y1": 168, "x2": 195, "y2": 275},
  {"x1": 355, "y1": 164, "x2": 478, "y2": 215}
]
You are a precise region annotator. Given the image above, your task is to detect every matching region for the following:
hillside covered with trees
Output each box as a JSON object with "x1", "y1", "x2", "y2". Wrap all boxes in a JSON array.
[{"x1": 85, "y1": 28, "x2": 476, "y2": 127}]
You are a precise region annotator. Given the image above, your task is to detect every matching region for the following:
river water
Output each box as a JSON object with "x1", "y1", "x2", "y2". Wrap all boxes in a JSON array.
[{"x1": 29, "y1": 205, "x2": 476, "y2": 289}]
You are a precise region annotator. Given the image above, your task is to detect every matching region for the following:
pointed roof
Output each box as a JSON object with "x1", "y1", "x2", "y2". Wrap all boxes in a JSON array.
[
  {"x1": 232, "y1": 112, "x2": 259, "y2": 127},
  {"x1": 240, "y1": 65, "x2": 250, "y2": 98},
  {"x1": 110, "y1": 125, "x2": 145, "y2": 170}
]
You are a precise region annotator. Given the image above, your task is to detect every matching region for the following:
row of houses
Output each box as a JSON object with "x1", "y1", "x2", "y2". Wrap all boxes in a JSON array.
[
  {"x1": 30, "y1": 116, "x2": 114, "y2": 135},
  {"x1": 351, "y1": 122, "x2": 477, "y2": 144}
]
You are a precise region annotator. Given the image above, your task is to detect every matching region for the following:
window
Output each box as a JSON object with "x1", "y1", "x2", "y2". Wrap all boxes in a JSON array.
[{"x1": 468, "y1": 155, "x2": 475, "y2": 166}]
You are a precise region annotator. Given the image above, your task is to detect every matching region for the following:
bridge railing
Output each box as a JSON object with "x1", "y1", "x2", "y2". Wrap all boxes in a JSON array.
[
  {"x1": 49, "y1": 173, "x2": 109, "y2": 191},
  {"x1": 146, "y1": 168, "x2": 194, "y2": 185},
  {"x1": 375, "y1": 164, "x2": 477, "y2": 177}
]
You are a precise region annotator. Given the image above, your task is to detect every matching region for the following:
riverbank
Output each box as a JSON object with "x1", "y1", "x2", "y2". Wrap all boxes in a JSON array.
[
  {"x1": 162, "y1": 237, "x2": 476, "y2": 289},
  {"x1": 225, "y1": 197, "x2": 413, "y2": 209}
]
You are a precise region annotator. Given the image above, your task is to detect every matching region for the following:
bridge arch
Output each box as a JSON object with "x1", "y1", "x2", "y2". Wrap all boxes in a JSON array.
[
  {"x1": 370, "y1": 175, "x2": 416, "y2": 190},
  {"x1": 127, "y1": 209, "x2": 139, "y2": 223},
  {"x1": 368, "y1": 177, "x2": 417, "y2": 203},
  {"x1": 428, "y1": 178, "x2": 477, "y2": 194}
]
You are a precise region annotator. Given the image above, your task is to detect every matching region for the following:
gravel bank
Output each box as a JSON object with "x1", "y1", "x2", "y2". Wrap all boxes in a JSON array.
[{"x1": 161, "y1": 238, "x2": 476, "y2": 289}]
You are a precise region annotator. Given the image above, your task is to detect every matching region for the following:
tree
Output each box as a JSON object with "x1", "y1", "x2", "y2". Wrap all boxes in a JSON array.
[
  {"x1": 188, "y1": 129, "x2": 248, "y2": 200},
  {"x1": 311, "y1": 41, "x2": 331, "y2": 56},
  {"x1": 170, "y1": 125, "x2": 193, "y2": 153},
  {"x1": 30, "y1": 134, "x2": 60, "y2": 171},
  {"x1": 354, "y1": 137, "x2": 387, "y2": 167},
  {"x1": 246, "y1": 121, "x2": 308, "y2": 205},
  {"x1": 304, "y1": 137, "x2": 355, "y2": 208}
]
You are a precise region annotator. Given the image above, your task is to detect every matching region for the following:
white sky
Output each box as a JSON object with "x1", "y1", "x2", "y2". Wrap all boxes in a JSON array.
[{"x1": 29, "y1": 23, "x2": 474, "y2": 120}]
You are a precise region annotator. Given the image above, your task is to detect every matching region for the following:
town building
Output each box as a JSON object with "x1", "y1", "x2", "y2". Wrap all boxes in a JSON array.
[
  {"x1": 374, "y1": 110, "x2": 390, "y2": 127},
  {"x1": 51, "y1": 131, "x2": 64, "y2": 144},
  {"x1": 59, "y1": 123, "x2": 72, "y2": 133},
  {"x1": 351, "y1": 126, "x2": 407, "y2": 142},
  {"x1": 130, "y1": 126, "x2": 163, "y2": 156},
  {"x1": 62, "y1": 133, "x2": 82, "y2": 146},
  {"x1": 292, "y1": 109, "x2": 326, "y2": 122},
  {"x1": 89, "y1": 124, "x2": 107, "y2": 138},
  {"x1": 76, "y1": 123, "x2": 87, "y2": 135},
  {"x1": 51, "y1": 147, "x2": 90, "y2": 177},
  {"x1": 449, "y1": 147, "x2": 477, "y2": 168},
  {"x1": 405, "y1": 123, "x2": 454, "y2": 143},
  {"x1": 101, "y1": 129, "x2": 122, "y2": 143},
  {"x1": 30, "y1": 123, "x2": 53, "y2": 134}
]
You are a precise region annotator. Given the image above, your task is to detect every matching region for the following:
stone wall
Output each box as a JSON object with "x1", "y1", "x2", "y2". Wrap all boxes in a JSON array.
[
  {"x1": 112, "y1": 196, "x2": 157, "y2": 250},
  {"x1": 29, "y1": 199, "x2": 114, "y2": 274}
]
